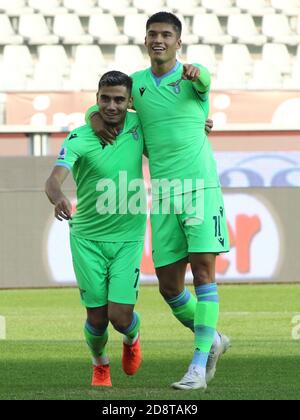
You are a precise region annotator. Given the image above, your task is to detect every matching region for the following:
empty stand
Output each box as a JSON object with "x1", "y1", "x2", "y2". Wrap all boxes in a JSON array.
[
  {"x1": 262, "y1": 43, "x2": 291, "y2": 74},
  {"x1": 123, "y1": 14, "x2": 148, "y2": 44},
  {"x1": 89, "y1": 14, "x2": 128, "y2": 44},
  {"x1": 186, "y1": 45, "x2": 217, "y2": 74},
  {"x1": 193, "y1": 14, "x2": 232, "y2": 45},
  {"x1": 262, "y1": 14, "x2": 300, "y2": 45},
  {"x1": 53, "y1": 14, "x2": 93, "y2": 44},
  {"x1": 227, "y1": 14, "x2": 267, "y2": 45},
  {"x1": 166, "y1": 0, "x2": 204, "y2": 15},
  {"x1": 235, "y1": 0, "x2": 274, "y2": 16},
  {"x1": 19, "y1": 14, "x2": 59, "y2": 45},
  {"x1": 202, "y1": 0, "x2": 240, "y2": 16},
  {"x1": 0, "y1": 14, "x2": 23, "y2": 45},
  {"x1": 27, "y1": 0, "x2": 67, "y2": 15},
  {"x1": 98, "y1": 0, "x2": 136, "y2": 16}
]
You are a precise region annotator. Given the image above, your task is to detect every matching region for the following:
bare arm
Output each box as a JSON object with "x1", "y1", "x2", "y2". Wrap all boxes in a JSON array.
[{"x1": 45, "y1": 166, "x2": 72, "y2": 222}]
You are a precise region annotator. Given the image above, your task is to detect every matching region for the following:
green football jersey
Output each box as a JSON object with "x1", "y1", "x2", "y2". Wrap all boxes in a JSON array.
[
  {"x1": 55, "y1": 112, "x2": 146, "y2": 242},
  {"x1": 131, "y1": 62, "x2": 220, "y2": 196}
]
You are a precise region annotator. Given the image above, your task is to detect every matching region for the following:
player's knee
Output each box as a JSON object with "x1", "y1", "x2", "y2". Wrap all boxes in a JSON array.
[
  {"x1": 109, "y1": 313, "x2": 132, "y2": 334},
  {"x1": 159, "y1": 284, "x2": 183, "y2": 301},
  {"x1": 87, "y1": 316, "x2": 108, "y2": 332},
  {"x1": 192, "y1": 266, "x2": 212, "y2": 285}
]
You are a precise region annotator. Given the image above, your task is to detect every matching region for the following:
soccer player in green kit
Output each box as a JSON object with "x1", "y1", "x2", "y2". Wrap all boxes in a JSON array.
[
  {"x1": 86, "y1": 13, "x2": 230, "y2": 391},
  {"x1": 45, "y1": 72, "x2": 146, "y2": 387}
]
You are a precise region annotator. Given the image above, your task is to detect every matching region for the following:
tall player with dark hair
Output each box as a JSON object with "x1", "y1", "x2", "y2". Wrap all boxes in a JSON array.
[{"x1": 86, "y1": 12, "x2": 230, "y2": 391}]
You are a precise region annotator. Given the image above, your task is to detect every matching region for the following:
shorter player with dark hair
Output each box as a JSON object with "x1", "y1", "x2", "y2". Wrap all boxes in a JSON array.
[{"x1": 45, "y1": 71, "x2": 146, "y2": 387}]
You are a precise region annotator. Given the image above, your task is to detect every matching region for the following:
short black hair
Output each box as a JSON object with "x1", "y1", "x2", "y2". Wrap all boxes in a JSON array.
[
  {"x1": 98, "y1": 71, "x2": 133, "y2": 94},
  {"x1": 146, "y1": 12, "x2": 182, "y2": 37}
]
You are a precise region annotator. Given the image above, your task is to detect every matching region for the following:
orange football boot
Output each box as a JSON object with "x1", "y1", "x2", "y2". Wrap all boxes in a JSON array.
[
  {"x1": 122, "y1": 334, "x2": 142, "y2": 376},
  {"x1": 91, "y1": 365, "x2": 112, "y2": 387}
]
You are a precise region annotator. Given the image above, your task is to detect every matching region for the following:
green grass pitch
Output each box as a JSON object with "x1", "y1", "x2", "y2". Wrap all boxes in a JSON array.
[{"x1": 0, "y1": 285, "x2": 299, "y2": 400}]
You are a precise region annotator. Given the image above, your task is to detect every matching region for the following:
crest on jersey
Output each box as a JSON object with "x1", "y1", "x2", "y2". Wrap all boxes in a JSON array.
[
  {"x1": 139, "y1": 87, "x2": 147, "y2": 97},
  {"x1": 58, "y1": 147, "x2": 67, "y2": 160},
  {"x1": 168, "y1": 79, "x2": 182, "y2": 94}
]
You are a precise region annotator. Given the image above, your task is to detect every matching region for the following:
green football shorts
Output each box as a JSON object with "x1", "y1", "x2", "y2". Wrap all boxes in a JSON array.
[
  {"x1": 150, "y1": 188, "x2": 230, "y2": 268},
  {"x1": 70, "y1": 234, "x2": 144, "y2": 308}
]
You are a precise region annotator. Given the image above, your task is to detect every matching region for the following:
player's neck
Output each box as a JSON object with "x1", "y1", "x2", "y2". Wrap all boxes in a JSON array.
[{"x1": 151, "y1": 58, "x2": 177, "y2": 77}]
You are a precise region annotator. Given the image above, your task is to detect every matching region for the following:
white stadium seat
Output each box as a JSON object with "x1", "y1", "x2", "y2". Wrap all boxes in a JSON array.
[
  {"x1": 28, "y1": 63, "x2": 65, "y2": 91},
  {"x1": 37, "y1": 45, "x2": 70, "y2": 75},
  {"x1": 19, "y1": 14, "x2": 59, "y2": 45},
  {"x1": 283, "y1": 62, "x2": 300, "y2": 89},
  {"x1": 0, "y1": 0, "x2": 32, "y2": 16},
  {"x1": 271, "y1": 0, "x2": 300, "y2": 16},
  {"x1": 0, "y1": 14, "x2": 23, "y2": 45},
  {"x1": 186, "y1": 45, "x2": 217, "y2": 74},
  {"x1": 63, "y1": 0, "x2": 98, "y2": 16},
  {"x1": 27, "y1": 0, "x2": 67, "y2": 16},
  {"x1": 262, "y1": 43, "x2": 291, "y2": 74},
  {"x1": 201, "y1": 0, "x2": 240, "y2": 16},
  {"x1": 262, "y1": 14, "x2": 300, "y2": 46},
  {"x1": 0, "y1": 64, "x2": 28, "y2": 91},
  {"x1": 66, "y1": 46, "x2": 107, "y2": 90},
  {"x1": 193, "y1": 14, "x2": 232, "y2": 45},
  {"x1": 248, "y1": 61, "x2": 283, "y2": 89},
  {"x1": 227, "y1": 14, "x2": 267, "y2": 46},
  {"x1": 166, "y1": 0, "x2": 204, "y2": 15},
  {"x1": 176, "y1": 14, "x2": 199, "y2": 44},
  {"x1": 123, "y1": 14, "x2": 148, "y2": 44},
  {"x1": 133, "y1": 0, "x2": 166, "y2": 15},
  {"x1": 89, "y1": 14, "x2": 128, "y2": 44},
  {"x1": 112, "y1": 45, "x2": 147, "y2": 75},
  {"x1": 53, "y1": 14, "x2": 93, "y2": 44},
  {"x1": 212, "y1": 62, "x2": 247, "y2": 90},
  {"x1": 3, "y1": 45, "x2": 33, "y2": 76},
  {"x1": 235, "y1": 0, "x2": 274, "y2": 16},
  {"x1": 222, "y1": 44, "x2": 253, "y2": 72},
  {"x1": 296, "y1": 15, "x2": 300, "y2": 36},
  {"x1": 98, "y1": 0, "x2": 136, "y2": 16}
]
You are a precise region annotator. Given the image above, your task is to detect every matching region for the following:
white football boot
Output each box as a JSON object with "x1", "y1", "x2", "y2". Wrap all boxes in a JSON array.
[
  {"x1": 172, "y1": 365, "x2": 207, "y2": 391},
  {"x1": 206, "y1": 334, "x2": 231, "y2": 384}
]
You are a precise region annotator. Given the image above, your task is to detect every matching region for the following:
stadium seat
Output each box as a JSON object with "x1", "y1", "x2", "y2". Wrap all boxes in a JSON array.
[
  {"x1": 166, "y1": 0, "x2": 204, "y2": 15},
  {"x1": 88, "y1": 14, "x2": 128, "y2": 44},
  {"x1": 227, "y1": 14, "x2": 267, "y2": 46},
  {"x1": 262, "y1": 43, "x2": 291, "y2": 74},
  {"x1": 222, "y1": 44, "x2": 253, "y2": 73},
  {"x1": 19, "y1": 14, "x2": 59, "y2": 45},
  {"x1": 112, "y1": 45, "x2": 147, "y2": 75},
  {"x1": 63, "y1": 0, "x2": 99, "y2": 16},
  {"x1": 98, "y1": 0, "x2": 137, "y2": 16},
  {"x1": 201, "y1": 0, "x2": 240, "y2": 16},
  {"x1": 296, "y1": 15, "x2": 300, "y2": 36},
  {"x1": 262, "y1": 14, "x2": 300, "y2": 46},
  {"x1": 176, "y1": 14, "x2": 199, "y2": 44},
  {"x1": 27, "y1": 0, "x2": 67, "y2": 16},
  {"x1": 248, "y1": 61, "x2": 283, "y2": 89},
  {"x1": 193, "y1": 14, "x2": 232, "y2": 45},
  {"x1": 53, "y1": 14, "x2": 93, "y2": 44},
  {"x1": 271, "y1": 0, "x2": 300, "y2": 16},
  {"x1": 235, "y1": 0, "x2": 274, "y2": 16},
  {"x1": 186, "y1": 45, "x2": 217, "y2": 74},
  {"x1": 37, "y1": 45, "x2": 70, "y2": 75},
  {"x1": 283, "y1": 62, "x2": 300, "y2": 89},
  {"x1": 123, "y1": 14, "x2": 148, "y2": 44},
  {"x1": 3, "y1": 45, "x2": 33, "y2": 76},
  {"x1": 133, "y1": 0, "x2": 166, "y2": 15},
  {"x1": 28, "y1": 63, "x2": 65, "y2": 91},
  {"x1": 212, "y1": 62, "x2": 247, "y2": 90},
  {"x1": 66, "y1": 46, "x2": 107, "y2": 90},
  {"x1": 0, "y1": 64, "x2": 28, "y2": 91},
  {"x1": 0, "y1": 0, "x2": 32, "y2": 16},
  {"x1": 0, "y1": 14, "x2": 23, "y2": 45}
]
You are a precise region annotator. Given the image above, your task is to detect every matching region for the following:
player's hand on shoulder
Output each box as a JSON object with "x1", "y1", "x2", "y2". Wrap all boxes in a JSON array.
[
  {"x1": 182, "y1": 64, "x2": 200, "y2": 82},
  {"x1": 54, "y1": 196, "x2": 72, "y2": 222},
  {"x1": 91, "y1": 113, "x2": 118, "y2": 146},
  {"x1": 205, "y1": 119, "x2": 214, "y2": 135}
]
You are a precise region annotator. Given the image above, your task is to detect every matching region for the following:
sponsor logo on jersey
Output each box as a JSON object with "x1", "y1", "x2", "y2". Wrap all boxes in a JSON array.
[
  {"x1": 139, "y1": 87, "x2": 146, "y2": 97},
  {"x1": 58, "y1": 147, "x2": 67, "y2": 160},
  {"x1": 68, "y1": 133, "x2": 78, "y2": 141}
]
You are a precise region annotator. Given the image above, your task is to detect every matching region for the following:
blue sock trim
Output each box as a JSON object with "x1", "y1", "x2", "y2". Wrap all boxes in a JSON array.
[
  {"x1": 85, "y1": 321, "x2": 107, "y2": 337},
  {"x1": 195, "y1": 283, "x2": 217, "y2": 297},
  {"x1": 192, "y1": 350, "x2": 209, "y2": 368},
  {"x1": 194, "y1": 325, "x2": 216, "y2": 338},
  {"x1": 122, "y1": 312, "x2": 138, "y2": 336},
  {"x1": 199, "y1": 295, "x2": 219, "y2": 303},
  {"x1": 166, "y1": 288, "x2": 191, "y2": 309}
]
